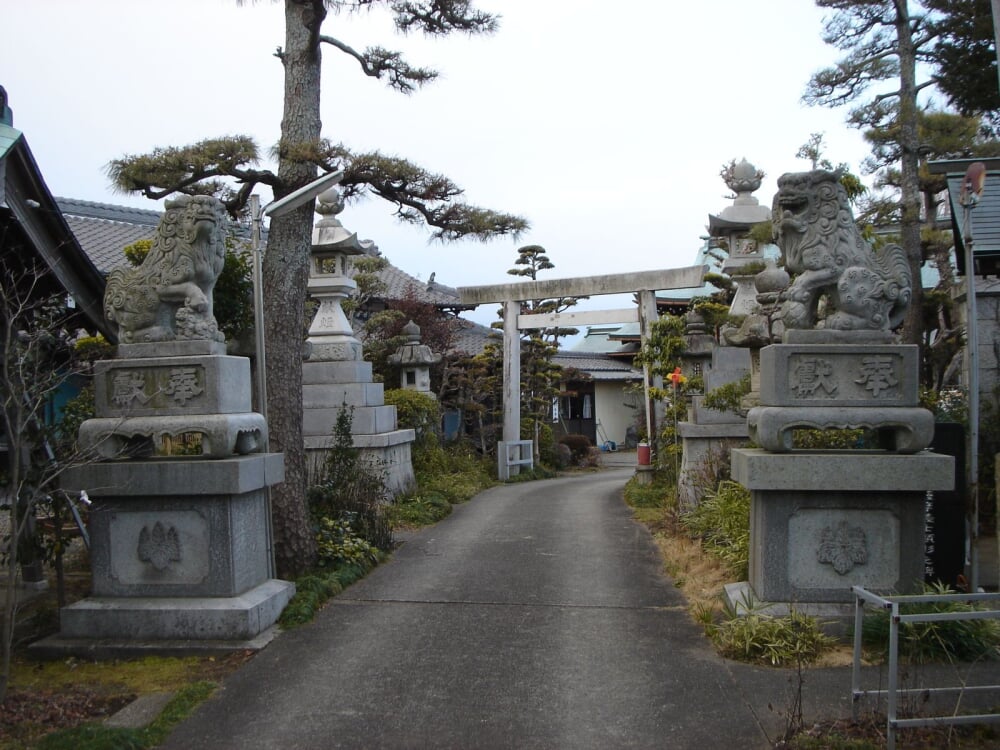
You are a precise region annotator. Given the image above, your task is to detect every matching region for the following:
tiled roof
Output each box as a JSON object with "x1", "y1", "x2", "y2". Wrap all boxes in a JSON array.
[
  {"x1": 451, "y1": 318, "x2": 500, "y2": 356},
  {"x1": 58, "y1": 197, "x2": 162, "y2": 226},
  {"x1": 366, "y1": 263, "x2": 465, "y2": 308},
  {"x1": 448, "y1": 321, "x2": 640, "y2": 380},
  {"x1": 553, "y1": 351, "x2": 642, "y2": 381},
  {"x1": 55, "y1": 197, "x2": 467, "y2": 308},
  {"x1": 62, "y1": 214, "x2": 156, "y2": 274}
]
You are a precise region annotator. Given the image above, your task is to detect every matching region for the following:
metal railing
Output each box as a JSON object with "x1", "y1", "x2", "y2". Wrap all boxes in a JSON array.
[
  {"x1": 851, "y1": 585, "x2": 1000, "y2": 750},
  {"x1": 497, "y1": 440, "x2": 533, "y2": 481}
]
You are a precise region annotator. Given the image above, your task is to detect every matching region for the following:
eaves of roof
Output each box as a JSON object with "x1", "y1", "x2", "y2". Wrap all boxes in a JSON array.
[
  {"x1": 553, "y1": 351, "x2": 642, "y2": 381},
  {"x1": 0, "y1": 135, "x2": 111, "y2": 337},
  {"x1": 944, "y1": 172, "x2": 1000, "y2": 274}
]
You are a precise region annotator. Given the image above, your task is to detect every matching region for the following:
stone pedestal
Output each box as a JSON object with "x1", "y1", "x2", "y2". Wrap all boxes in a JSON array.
[
  {"x1": 733, "y1": 449, "x2": 952, "y2": 604},
  {"x1": 303, "y1": 360, "x2": 416, "y2": 494},
  {"x1": 38, "y1": 348, "x2": 292, "y2": 654},
  {"x1": 731, "y1": 335, "x2": 954, "y2": 620},
  {"x1": 676, "y1": 347, "x2": 750, "y2": 508}
]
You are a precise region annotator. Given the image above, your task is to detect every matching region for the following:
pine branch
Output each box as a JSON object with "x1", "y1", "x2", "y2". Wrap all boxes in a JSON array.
[
  {"x1": 391, "y1": 1, "x2": 499, "y2": 36},
  {"x1": 319, "y1": 35, "x2": 438, "y2": 92},
  {"x1": 318, "y1": 142, "x2": 528, "y2": 241},
  {"x1": 106, "y1": 136, "x2": 272, "y2": 215}
]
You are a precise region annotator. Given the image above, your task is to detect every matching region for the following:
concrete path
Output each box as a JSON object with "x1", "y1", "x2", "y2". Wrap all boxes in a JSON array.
[{"x1": 160, "y1": 470, "x2": 775, "y2": 749}]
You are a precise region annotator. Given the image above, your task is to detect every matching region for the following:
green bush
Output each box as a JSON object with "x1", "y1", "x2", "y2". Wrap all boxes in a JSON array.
[
  {"x1": 314, "y1": 516, "x2": 381, "y2": 568},
  {"x1": 535, "y1": 421, "x2": 557, "y2": 467},
  {"x1": 624, "y1": 475, "x2": 675, "y2": 510},
  {"x1": 681, "y1": 480, "x2": 750, "y2": 578},
  {"x1": 710, "y1": 609, "x2": 836, "y2": 666},
  {"x1": 792, "y1": 428, "x2": 869, "y2": 450},
  {"x1": 385, "y1": 388, "x2": 440, "y2": 445},
  {"x1": 279, "y1": 559, "x2": 381, "y2": 628},
  {"x1": 702, "y1": 373, "x2": 751, "y2": 415},
  {"x1": 308, "y1": 405, "x2": 393, "y2": 552}
]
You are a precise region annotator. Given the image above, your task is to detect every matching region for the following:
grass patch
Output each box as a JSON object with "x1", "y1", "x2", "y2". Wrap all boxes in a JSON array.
[
  {"x1": 623, "y1": 475, "x2": 673, "y2": 510},
  {"x1": 503, "y1": 465, "x2": 557, "y2": 482},
  {"x1": 278, "y1": 557, "x2": 383, "y2": 629},
  {"x1": 622, "y1": 475, "x2": 731, "y2": 623},
  {"x1": 389, "y1": 442, "x2": 496, "y2": 531},
  {"x1": 32, "y1": 680, "x2": 216, "y2": 750},
  {"x1": 387, "y1": 492, "x2": 452, "y2": 528},
  {"x1": 10, "y1": 654, "x2": 241, "y2": 695}
]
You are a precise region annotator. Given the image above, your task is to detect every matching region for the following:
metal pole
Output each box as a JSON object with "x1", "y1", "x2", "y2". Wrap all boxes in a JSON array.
[
  {"x1": 250, "y1": 194, "x2": 268, "y2": 429},
  {"x1": 250, "y1": 194, "x2": 275, "y2": 578},
  {"x1": 963, "y1": 205, "x2": 981, "y2": 592},
  {"x1": 888, "y1": 601, "x2": 900, "y2": 750}
]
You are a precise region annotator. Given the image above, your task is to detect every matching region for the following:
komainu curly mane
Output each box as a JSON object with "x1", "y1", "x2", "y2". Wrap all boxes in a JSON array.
[
  {"x1": 775, "y1": 169, "x2": 911, "y2": 332},
  {"x1": 104, "y1": 195, "x2": 228, "y2": 344}
]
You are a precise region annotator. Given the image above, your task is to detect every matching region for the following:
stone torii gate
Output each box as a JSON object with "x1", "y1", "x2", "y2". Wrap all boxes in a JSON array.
[{"x1": 458, "y1": 266, "x2": 705, "y2": 466}]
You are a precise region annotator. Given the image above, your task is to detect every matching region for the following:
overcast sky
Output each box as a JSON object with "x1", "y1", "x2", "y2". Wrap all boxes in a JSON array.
[{"x1": 2, "y1": 0, "x2": 872, "y2": 328}]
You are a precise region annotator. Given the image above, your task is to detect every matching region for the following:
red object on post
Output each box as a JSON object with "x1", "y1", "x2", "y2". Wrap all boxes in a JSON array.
[{"x1": 637, "y1": 442, "x2": 651, "y2": 466}]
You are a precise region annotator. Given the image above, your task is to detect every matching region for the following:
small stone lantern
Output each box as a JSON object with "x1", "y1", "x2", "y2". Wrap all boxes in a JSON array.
[{"x1": 389, "y1": 321, "x2": 441, "y2": 397}]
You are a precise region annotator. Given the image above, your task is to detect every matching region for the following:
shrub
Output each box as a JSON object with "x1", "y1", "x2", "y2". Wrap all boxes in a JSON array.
[
  {"x1": 388, "y1": 442, "x2": 494, "y2": 529},
  {"x1": 681, "y1": 480, "x2": 750, "y2": 579},
  {"x1": 702, "y1": 373, "x2": 751, "y2": 415},
  {"x1": 558, "y1": 434, "x2": 592, "y2": 464},
  {"x1": 388, "y1": 492, "x2": 452, "y2": 527},
  {"x1": 554, "y1": 442, "x2": 571, "y2": 469},
  {"x1": 308, "y1": 406, "x2": 392, "y2": 553},
  {"x1": 535, "y1": 421, "x2": 557, "y2": 467},
  {"x1": 792, "y1": 428, "x2": 870, "y2": 450},
  {"x1": 624, "y1": 475, "x2": 675, "y2": 510},
  {"x1": 314, "y1": 516, "x2": 380, "y2": 568},
  {"x1": 385, "y1": 388, "x2": 440, "y2": 445},
  {"x1": 860, "y1": 582, "x2": 1000, "y2": 664},
  {"x1": 710, "y1": 608, "x2": 836, "y2": 666}
]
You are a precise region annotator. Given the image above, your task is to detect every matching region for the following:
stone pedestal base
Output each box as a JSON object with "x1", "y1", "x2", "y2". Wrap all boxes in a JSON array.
[
  {"x1": 722, "y1": 581, "x2": 857, "y2": 635},
  {"x1": 55, "y1": 579, "x2": 294, "y2": 641},
  {"x1": 732, "y1": 449, "x2": 953, "y2": 604},
  {"x1": 305, "y1": 429, "x2": 416, "y2": 495},
  {"x1": 302, "y1": 360, "x2": 416, "y2": 497},
  {"x1": 677, "y1": 421, "x2": 749, "y2": 508},
  {"x1": 52, "y1": 453, "x2": 290, "y2": 648},
  {"x1": 634, "y1": 465, "x2": 656, "y2": 485}
]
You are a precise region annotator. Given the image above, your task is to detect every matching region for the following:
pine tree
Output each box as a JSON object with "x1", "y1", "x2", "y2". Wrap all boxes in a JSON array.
[
  {"x1": 106, "y1": 1, "x2": 526, "y2": 576},
  {"x1": 803, "y1": 0, "x2": 931, "y2": 347}
]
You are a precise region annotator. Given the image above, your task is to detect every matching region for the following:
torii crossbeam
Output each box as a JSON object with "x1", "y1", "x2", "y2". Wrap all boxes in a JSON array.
[{"x1": 458, "y1": 265, "x2": 706, "y2": 468}]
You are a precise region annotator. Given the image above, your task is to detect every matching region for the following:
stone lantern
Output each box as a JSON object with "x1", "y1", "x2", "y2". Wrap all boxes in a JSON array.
[
  {"x1": 712, "y1": 158, "x2": 773, "y2": 317},
  {"x1": 389, "y1": 321, "x2": 441, "y2": 398},
  {"x1": 305, "y1": 188, "x2": 373, "y2": 362},
  {"x1": 300, "y1": 191, "x2": 417, "y2": 494}
]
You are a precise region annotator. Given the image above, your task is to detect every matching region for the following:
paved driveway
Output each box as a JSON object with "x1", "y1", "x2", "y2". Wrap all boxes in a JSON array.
[{"x1": 160, "y1": 469, "x2": 772, "y2": 749}]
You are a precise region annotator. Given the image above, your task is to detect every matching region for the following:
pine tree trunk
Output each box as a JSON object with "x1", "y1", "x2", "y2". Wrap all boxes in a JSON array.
[
  {"x1": 895, "y1": 0, "x2": 924, "y2": 351},
  {"x1": 262, "y1": 0, "x2": 327, "y2": 577}
]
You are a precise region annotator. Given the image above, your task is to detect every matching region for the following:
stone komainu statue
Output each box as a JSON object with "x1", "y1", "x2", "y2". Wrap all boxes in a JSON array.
[
  {"x1": 775, "y1": 169, "x2": 912, "y2": 332},
  {"x1": 104, "y1": 194, "x2": 228, "y2": 344}
]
